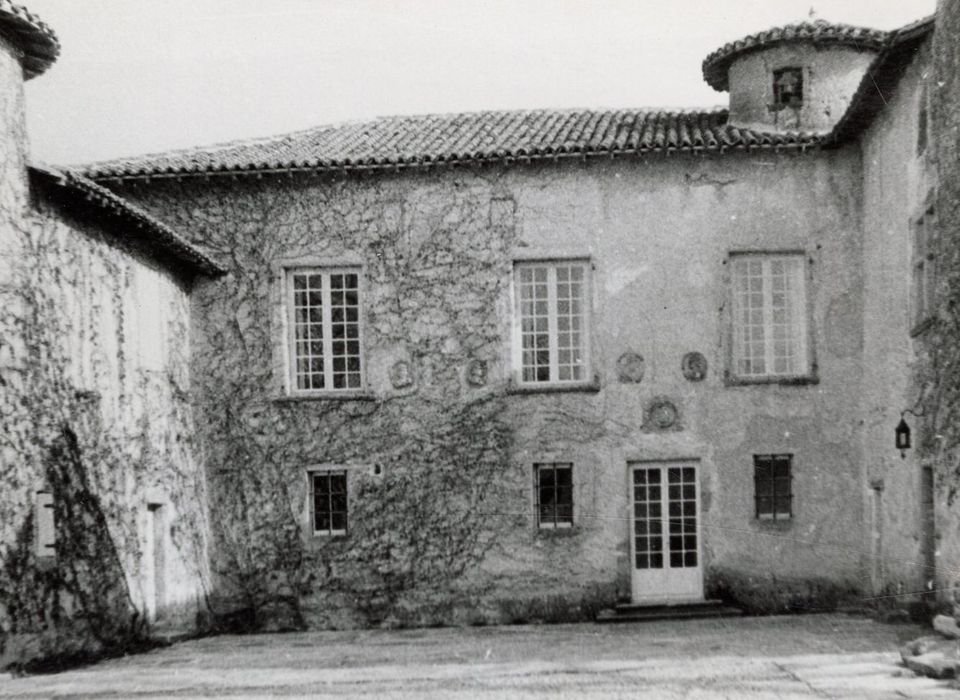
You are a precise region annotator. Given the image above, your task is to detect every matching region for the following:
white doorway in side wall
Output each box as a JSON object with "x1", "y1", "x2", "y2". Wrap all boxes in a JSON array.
[
  {"x1": 630, "y1": 461, "x2": 704, "y2": 603},
  {"x1": 143, "y1": 503, "x2": 166, "y2": 622}
]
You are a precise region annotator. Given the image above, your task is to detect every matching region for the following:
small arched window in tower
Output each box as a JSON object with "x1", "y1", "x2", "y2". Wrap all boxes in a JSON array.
[{"x1": 772, "y1": 67, "x2": 804, "y2": 110}]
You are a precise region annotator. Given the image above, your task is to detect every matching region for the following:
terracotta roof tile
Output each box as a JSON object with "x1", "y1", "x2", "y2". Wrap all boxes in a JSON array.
[
  {"x1": 702, "y1": 19, "x2": 888, "y2": 92},
  {"x1": 0, "y1": 0, "x2": 58, "y2": 79},
  {"x1": 83, "y1": 109, "x2": 822, "y2": 181},
  {"x1": 29, "y1": 164, "x2": 225, "y2": 276}
]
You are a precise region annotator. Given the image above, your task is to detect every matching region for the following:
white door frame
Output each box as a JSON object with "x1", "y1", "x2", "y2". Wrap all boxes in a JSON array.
[{"x1": 629, "y1": 460, "x2": 704, "y2": 604}]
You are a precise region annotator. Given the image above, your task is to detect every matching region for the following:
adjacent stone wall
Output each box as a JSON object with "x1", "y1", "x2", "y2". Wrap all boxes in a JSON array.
[
  {"x1": 115, "y1": 145, "x2": 867, "y2": 627},
  {"x1": 929, "y1": 0, "x2": 960, "y2": 606},
  {"x1": 0, "y1": 183, "x2": 211, "y2": 669},
  {"x1": 859, "y1": 40, "x2": 936, "y2": 600}
]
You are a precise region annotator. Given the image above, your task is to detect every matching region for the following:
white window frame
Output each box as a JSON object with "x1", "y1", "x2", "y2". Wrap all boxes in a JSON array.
[
  {"x1": 35, "y1": 490, "x2": 56, "y2": 559},
  {"x1": 286, "y1": 267, "x2": 365, "y2": 395},
  {"x1": 729, "y1": 252, "x2": 810, "y2": 381},
  {"x1": 308, "y1": 469, "x2": 349, "y2": 537},
  {"x1": 512, "y1": 259, "x2": 592, "y2": 387}
]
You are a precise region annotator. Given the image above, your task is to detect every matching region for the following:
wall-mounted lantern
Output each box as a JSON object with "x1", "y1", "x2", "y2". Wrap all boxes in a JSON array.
[
  {"x1": 896, "y1": 406, "x2": 924, "y2": 459},
  {"x1": 895, "y1": 415, "x2": 911, "y2": 459}
]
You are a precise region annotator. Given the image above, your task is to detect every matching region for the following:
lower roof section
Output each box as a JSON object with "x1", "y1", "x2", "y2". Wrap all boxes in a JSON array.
[{"x1": 29, "y1": 164, "x2": 225, "y2": 278}]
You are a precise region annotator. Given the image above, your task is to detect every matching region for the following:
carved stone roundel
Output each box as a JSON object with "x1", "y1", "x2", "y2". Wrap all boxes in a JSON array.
[
  {"x1": 649, "y1": 398, "x2": 678, "y2": 429},
  {"x1": 467, "y1": 359, "x2": 488, "y2": 387},
  {"x1": 390, "y1": 360, "x2": 413, "y2": 389},
  {"x1": 616, "y1": 351, "x2": 645, "y2": 384},
  {"x1": 682, "y1": 351, "x2": 708, "y2": 382}
]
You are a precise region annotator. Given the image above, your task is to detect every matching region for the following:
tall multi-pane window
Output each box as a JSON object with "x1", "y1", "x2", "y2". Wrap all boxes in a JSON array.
[
  {"x1": 515, "y1": 261, "x2": 590, "y2": 385},
  {"x1": 912, "y1": 206, "x2": 937, "y2": 330},
  {"x1": 917, "y1": 86, "x2": 929, "y2": 157},
  {"x1": 535, "y1": 462, "x2": 573, "y2": 529},
  {"x1": 288, "y1": 269, "x2": 362, "y2": 392},
  {"x1": 730, "y1": 254, "x2": 808, "y2": 379},
  {"x1": 754, "y1": 454, "x2": 793, "y2": 520},
  {"x1": 311, "y1": 471, "x2": 348, "y2": 536}
]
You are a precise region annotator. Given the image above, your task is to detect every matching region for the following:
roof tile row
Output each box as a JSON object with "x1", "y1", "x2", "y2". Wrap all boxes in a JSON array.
[{"x1": 83, "y1": 109, "x2": 822, "y2": 181}]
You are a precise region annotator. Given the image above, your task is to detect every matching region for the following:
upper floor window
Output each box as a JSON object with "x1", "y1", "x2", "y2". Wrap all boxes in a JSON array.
[
  {"x1": 288, "y1": 268, "x2": 362, "y2": 393},
  {"x1": 133, "y1": 265, "x2": 166, "y2": 372},
  {"x1": 772, "y1": 67, "x2": 803, "y2": 109},
  {"x1": 917, "y1": 85, "x2": 929, "y2": 157},
  {"x1": 912, "y1": 205, "x2": 937, "y2": 331},
  {"x1": 514, "y1": 261, "x2": 591, "y2": 385},
  {"x1": 730, "y1": 253, "x2": 809, "y2": 380}
]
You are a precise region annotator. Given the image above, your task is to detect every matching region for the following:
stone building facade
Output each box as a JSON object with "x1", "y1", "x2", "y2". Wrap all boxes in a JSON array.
[
  {"x1": 2, "y1": 0, "x2": 959, "y2": 665},
  {"x1": 87, "y1": 15, "x2": 951, "y2": 628}
]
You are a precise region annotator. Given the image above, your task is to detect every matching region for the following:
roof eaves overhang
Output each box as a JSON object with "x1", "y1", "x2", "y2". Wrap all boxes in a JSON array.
[
  {"x1": 29, "y1": 164, "x2": 226, "y2": 277},
  {"x1": 83, "y1": 137, "x2": 826, "y2": 184}
]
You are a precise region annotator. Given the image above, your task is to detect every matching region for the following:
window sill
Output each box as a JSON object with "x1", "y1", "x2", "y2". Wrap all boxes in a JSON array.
[
  {"x1": 305, "y1": 532, "x2": 351, "y2": 549},
  {"x1": 536, "y1": 525, "x2": 580, "y2": 538},
  {"x1": 755, "y1": 516, "x2": 792, "y2": 528},
  {"x1": 724, "y1": 373, "x2": 818, "y2": 387},
  {"x1": 507, "y1": 377, "x2": 601, "y2": 395},
  {"x1": 274, "y1": 391, "x2": 377, "y2": 403},
  {"x1": 910, "y1": 317, "x2": 936, "y2": 338}
]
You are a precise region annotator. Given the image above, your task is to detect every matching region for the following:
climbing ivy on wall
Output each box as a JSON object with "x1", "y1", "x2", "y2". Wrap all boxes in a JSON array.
[
  {"x1": 919, "y1": 3, "x2": 960, "y2": 504},
  {"x1": 0, "y1": 201, "x2": 208, "y2": 669},
  {"x1": 126, "y1": 172, "x2": 523, "y2": 628}
]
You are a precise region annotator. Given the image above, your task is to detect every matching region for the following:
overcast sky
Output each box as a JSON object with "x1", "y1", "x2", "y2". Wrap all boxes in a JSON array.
[{"x1": 22, "y1": 0, "x2": 934, "y2": 167}]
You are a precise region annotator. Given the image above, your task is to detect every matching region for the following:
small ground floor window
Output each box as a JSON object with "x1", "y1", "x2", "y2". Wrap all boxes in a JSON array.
[
  {"x1": 310, "y1": 470, "x2": 348, "y2": 536},
  {"x1": 535, "y1": 462, "x2": 573, "y2": 528},
  {"x1": 754, "y1": 454, "x2": 792, "y2": 520}
]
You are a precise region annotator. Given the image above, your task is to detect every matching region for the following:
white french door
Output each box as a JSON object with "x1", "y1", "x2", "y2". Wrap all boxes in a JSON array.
[{"x1": 630, "y1": 462, "x2": 703, "y2": 603}]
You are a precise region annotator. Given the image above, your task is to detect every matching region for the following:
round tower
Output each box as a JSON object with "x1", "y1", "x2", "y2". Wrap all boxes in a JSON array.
[
  {"x1": 702, "y1": 20, "x2": 887, "y2": 133},
  {"x1": 0, "y1": 0, "x2": 58, "y2": 213}
]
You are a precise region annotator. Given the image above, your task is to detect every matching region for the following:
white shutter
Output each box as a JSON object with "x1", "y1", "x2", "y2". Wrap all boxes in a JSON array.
[{"x1": 35, "y1": 491, "x2": 56, "y2": 559}]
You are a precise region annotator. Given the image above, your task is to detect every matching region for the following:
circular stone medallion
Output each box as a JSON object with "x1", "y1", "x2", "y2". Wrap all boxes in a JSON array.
[
  {"x1": 616, "y1": 351, "x2": 645, "y2": 384},
  {"x1": 649, "y1": 398, "x2": 678, "y2": 429},
  {"x1": 390, "y1": 360, "x2": 413, "y2": 389}
]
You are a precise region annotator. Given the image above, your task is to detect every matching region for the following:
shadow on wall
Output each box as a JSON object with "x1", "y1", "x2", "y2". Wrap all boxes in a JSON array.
[{"x1": 0, "y1": 426, "x2": 150, "y2": 673}]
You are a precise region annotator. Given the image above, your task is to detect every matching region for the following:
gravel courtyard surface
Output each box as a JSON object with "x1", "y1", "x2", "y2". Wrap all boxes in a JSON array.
[{"x1": 1, "y1": 614, "x2": 956, "y2": 699}]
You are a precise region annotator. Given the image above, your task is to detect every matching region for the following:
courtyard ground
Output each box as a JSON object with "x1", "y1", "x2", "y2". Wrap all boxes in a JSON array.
[{"x1": 1, "y1": 614, "x2": 957, "y2": 698}]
